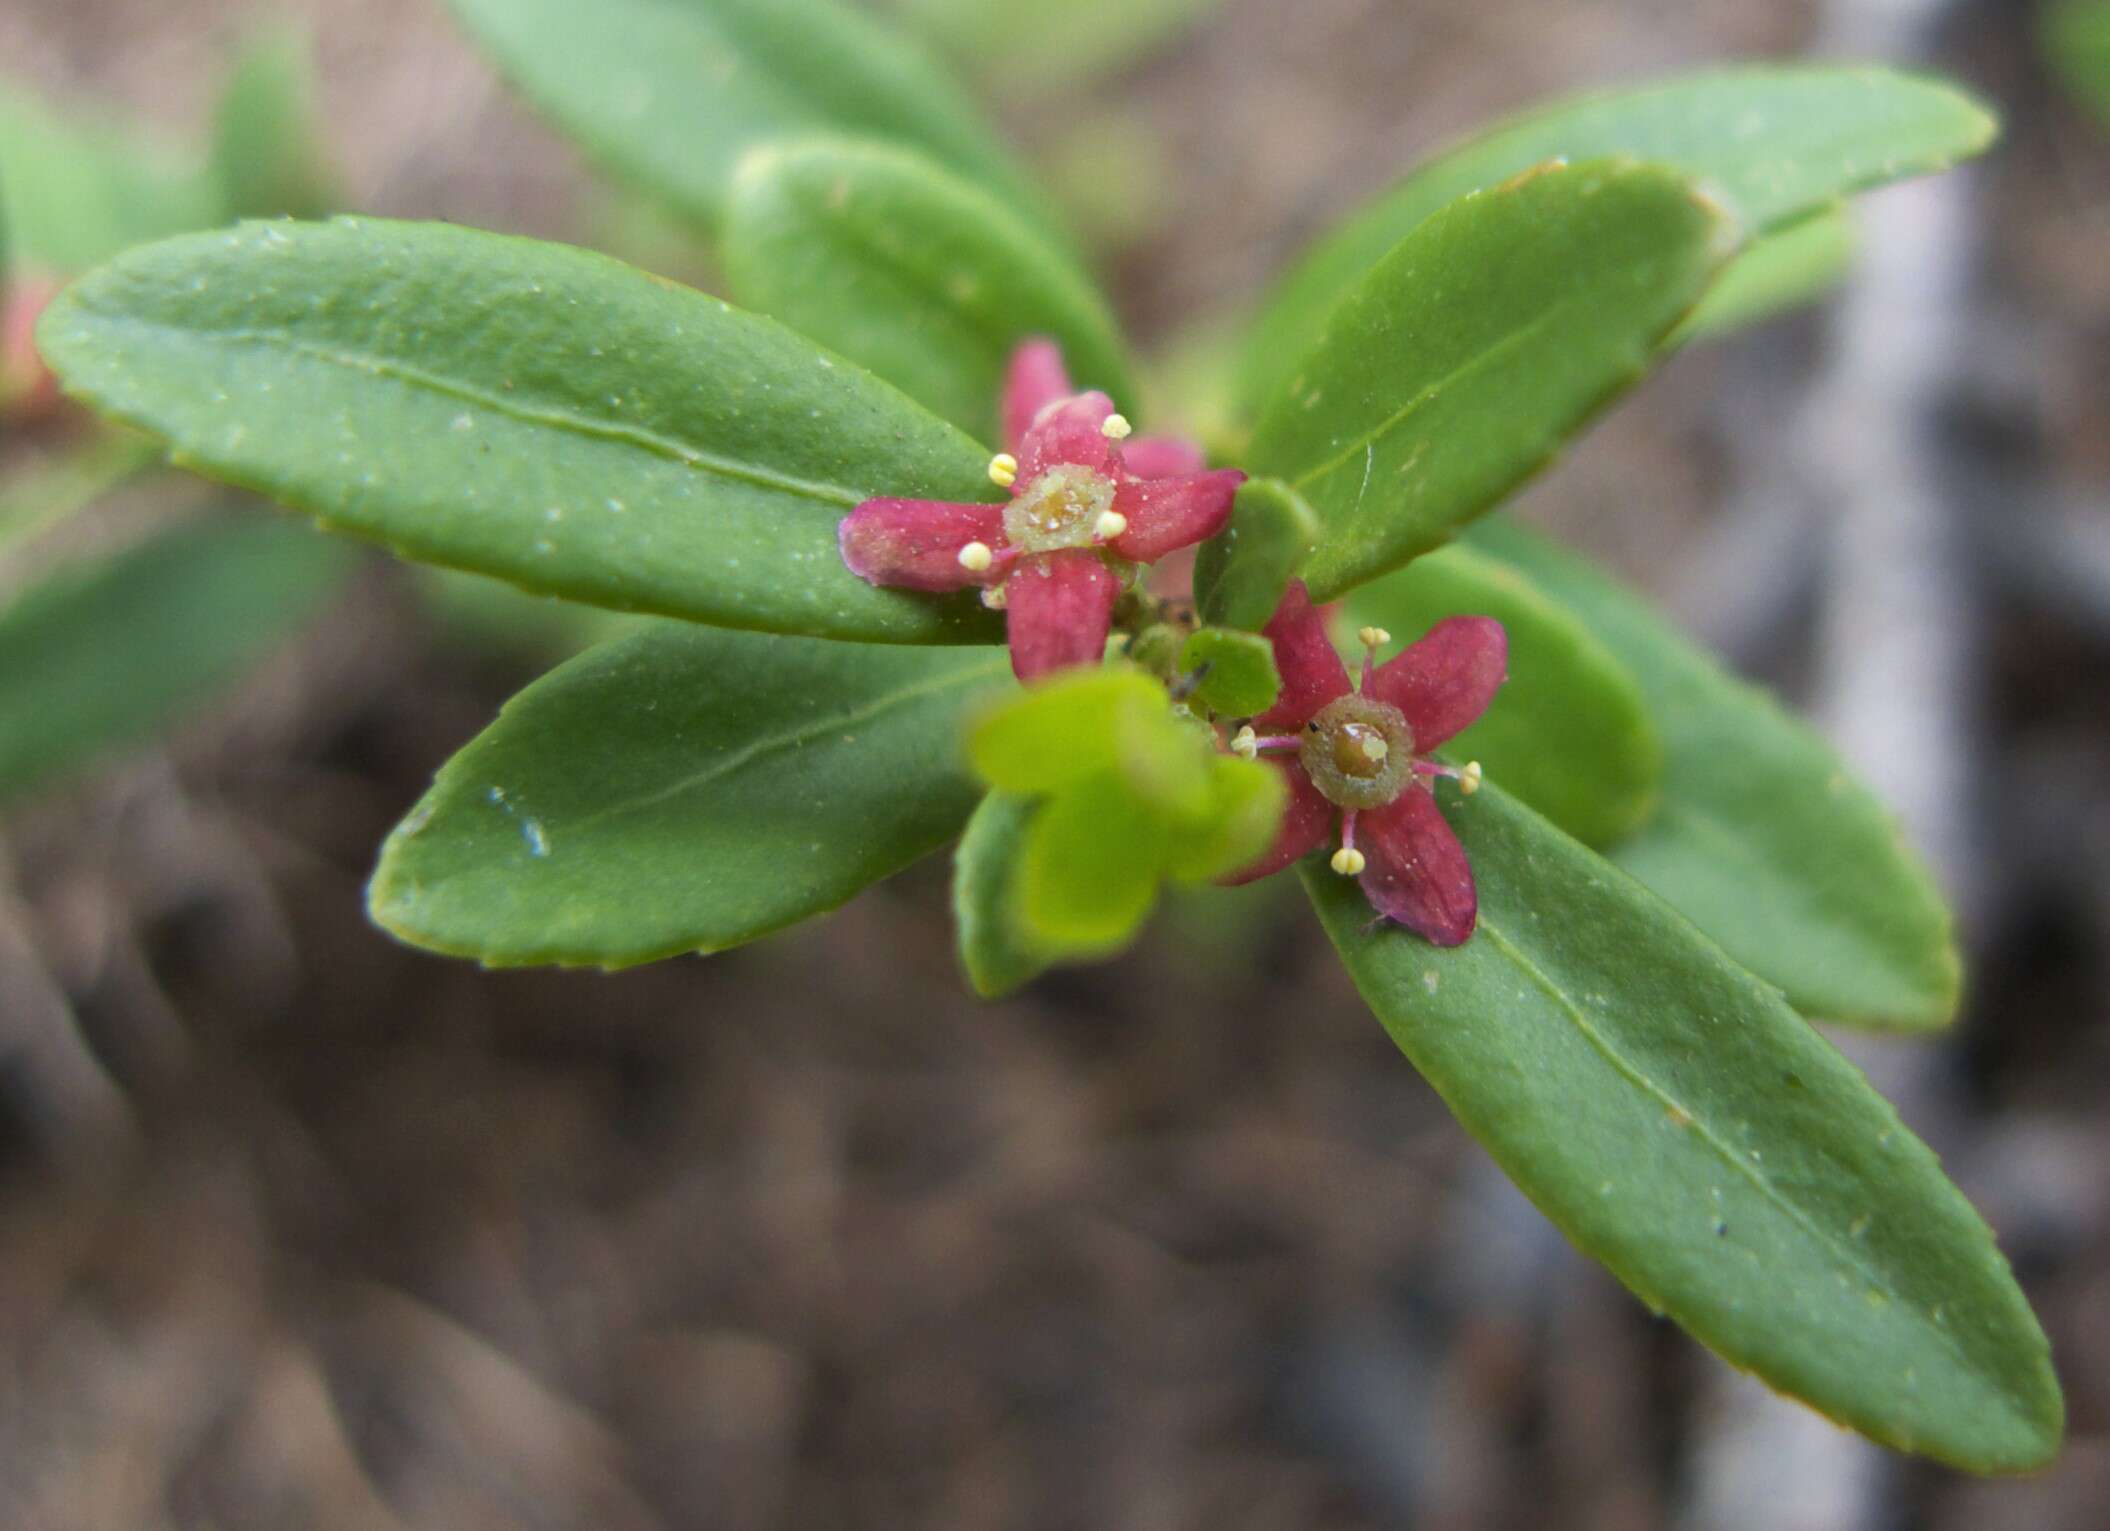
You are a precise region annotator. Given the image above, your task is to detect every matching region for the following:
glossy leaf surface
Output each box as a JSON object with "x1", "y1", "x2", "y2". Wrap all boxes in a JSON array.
[
  {"x1": 1179, "y1": 626, "x2": 1280, "y2": 719},
  {"x1": 1192, "y1": 476, "x2": 1319, "y2": 631}
]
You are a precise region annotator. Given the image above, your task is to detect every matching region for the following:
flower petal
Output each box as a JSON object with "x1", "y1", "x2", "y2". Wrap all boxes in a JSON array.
[
  {"x1": 839, "y1": 498, "x2": 1006, "y2": 591},
  {"x1": 1110, "y1": 469, "x2": 1244, "y2": 563},
  {"x1": 1017, "y1": 390, "x2": 1120, "y2": 482},
  {"x1": 1004, "y1": 550, "x2": 1119, "y2": 681},
  {"x1": 1219, "y1": 762, "x2": 1334, "y2": 885},
  {"x1": 1369, "y1": 616, "x2": 1508, "y2": 751},
  {"x1": 1120, "y1": 434, "x2": 1207, "y2": 479},
  {"x1": 1254, "y1": 580, "x2": 1350, "y2": 731},
  {"x1": 1357, "y1": 787, "x2": 1477, "y2": 945},
  {"x1": 1002, "y1": 338, "x2": 1074, "y2": 453}
]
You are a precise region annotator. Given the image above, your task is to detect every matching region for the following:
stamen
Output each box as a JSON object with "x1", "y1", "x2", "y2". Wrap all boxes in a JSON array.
[
  {"x1": 1230, "y1": 725, "x2": 1258, "y2": 761},
  {"x1": 1358, "y1": 733, "x2": 1388, "y2": 764},
  {"x1": 1247, "y1": 733, "x2": 1302, "y2": 754},
  {"x1": 1459, "y1": 760, "x2": 1483, "y2": 795},
  {"x1": 1093, "y1": 509, "x2": 1128, "y2": 541},
  {"x1": 1357, "y1": 626, "x2": 1391, "y2": 650},
  {"x1": 1330, "y1": 846, "x2": 1367, "y2": 877},
  {"x1": 988, "y1": 452, "x2": 1019, "y2": 489},
  {"x1": 957, "y1": 540, "x2": 994, "y2": 573},
  {"x1": 981, "y1": 583, "x2": 1008, "y2": 611},
  {"x1": 1101, "y1": 413, "x2": 1133, "y2": 440}
]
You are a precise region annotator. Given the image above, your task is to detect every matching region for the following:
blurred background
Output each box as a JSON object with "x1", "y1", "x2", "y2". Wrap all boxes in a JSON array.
[{"x1": 0, "y1": 0, "x2": 2105, "y2": 1527}]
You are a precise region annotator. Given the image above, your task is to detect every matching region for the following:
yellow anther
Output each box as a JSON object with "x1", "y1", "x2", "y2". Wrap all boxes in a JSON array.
[
  {"x1": 1101, "y1": 413, "x2": 1133, "y2": 440},
  {"x1": 988, "y1": 452, "x2": 1019, "y2": 488},
  {"x1": 1093, "y1": 510, "x2": 1129, "y2": 542},
  {"x1": 957, "y1": 540, "x2": 994, "y2": 573},
  {"x1": 1330, "y1": 846, "x2": 1367, "y2": 877},
  {"x1": 980, "y1": 583, "x2": 1008, "y2": 611},
  {"x1": 1357, "y1": 625, "x2": 1391, "y2": 650},
  {"x1": 1359, "y1": 733, "x2": 1389, "y2": 764},
  {"x1": 1459, "y1": 760, "x2": 1483, "y2": 796},
  {"x1": 1230, "y1": 725, "x2": 1258, "y2": 761}
]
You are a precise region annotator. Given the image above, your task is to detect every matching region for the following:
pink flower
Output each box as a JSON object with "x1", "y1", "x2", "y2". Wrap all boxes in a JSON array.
[
  {"x1": 1224, "y1": 581, "x2": 1507, "y2": 946},
  {"x1": 1, "y1": 275, "x2": 68, "y2": 429},
  {"x1": 839, "y1": 340, "x2": 1243, "y2": 682}
]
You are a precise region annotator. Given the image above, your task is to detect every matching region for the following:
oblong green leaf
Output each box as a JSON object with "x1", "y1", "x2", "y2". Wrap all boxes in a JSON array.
[
  {"x1": 953, "y1": 789, "x2": 1053, "y2": 998},
  {"x1": 723, "y1": 138, "x2": 1134, "y2": 440},
  {"x1": 903, "y1": 0, "x2": 1224, "y2": 92},
  {"x1": 1236, "y1": 67, "x2": 1998, "y2": 416},
  {"x1": 209, "y1": 30, "x2": 336, "y2": 222},
  {"x1": 1345, "y1": 544, "x2": 1661, "y2": 846},
  {"x1": 37, "y1": 218, "x2": 1006, "y2": 644},
  {"x1": 1018, "y1": 770, "x2": 1167, "y2": 951},
  {"x1": 443, "y1": 0, "x2": 1043, "y2": 233},
  {"x1": 1670, "y1": 207, "x2": 1855, "y2": 344},
  {"x1": 1304, "y1": 786, "x2": 2061, "y2": 1473},
  {"x1": 1178, "y1": 626, "x2": 1280, "y2": 719},
  {"x1": 1246, "y1": 160, "x2": 1729, "y2": 600},
  {"x1": 1191, "y1": 475, "x2": 1319, "y2": 632},
  {"x1": 0, "y1": 514, "x2": 353, "y2": 804},
  {"x1": 1466, "y1": 518, "x2": 1960, "y2": 1030},
  {"x1": 369, "y1": 624, "x2": 1011, "y2": 967}
]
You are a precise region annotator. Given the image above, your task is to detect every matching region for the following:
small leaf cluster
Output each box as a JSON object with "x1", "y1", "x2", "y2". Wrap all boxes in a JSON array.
[{"x1": 23, "y1": 0, "x2": 2060, "y2": 1474}]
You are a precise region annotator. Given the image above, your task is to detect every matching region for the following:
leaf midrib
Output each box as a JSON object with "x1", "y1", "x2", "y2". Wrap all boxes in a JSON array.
[
  {"x1": 561, "y1": 655, "x2": 1008, "y2": 834},
  {"x1": 90, "y1": 313, "x2": 877, "y2": 511},
  {"x1": 1472, "y1": 912, "x2": 1985, "y2": 1384}
]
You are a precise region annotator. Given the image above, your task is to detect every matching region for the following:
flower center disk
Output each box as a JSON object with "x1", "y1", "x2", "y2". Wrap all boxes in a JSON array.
[
  {"x1": 1002, "y1": 465, "x2": 1117, "y2": 554},
  {"x1": 1301, "y1": 695, "x2": 1415, "y2": 810}
]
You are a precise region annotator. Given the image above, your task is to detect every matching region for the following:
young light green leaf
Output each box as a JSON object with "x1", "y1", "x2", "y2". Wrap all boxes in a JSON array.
[
  {"x1": 1466, "y1": 518, "x2": 1960, "y2": 1029},
  {"x1": 369, "y1": 624, "x2": 1010, "y2": 967},
  {"x1": 38, "y1": 218, "x2": 1007, "y2": 644},
  {"x1": 723, "y1": 138, "x2": 1134, "y2": 440},
  {"x1": 1304, "y1": 786, "x2": 2062, "y2": 1473},
  {"x1": 1670, "y1": 208, "x2": 1855, "y2": 345},
  {"x1": 966, "y1": 665, "x2": 1167, "y2": 793},
  {"x1": 953, "y1": 789, "x2": 1054, "y2": 998},
  {"x1": 1346, "y1": 545, "x2": 1661, "y2": 847},
  {"x1": 1246, "y1": 160, "x2": 1729, "y2": 600},
  {"x1": 901, "y1": 0, "x2": 1224, "y2": 91},
  {"x1": 209, "y1": 30, "x2": 336, "y2": 221},
  {"x1": 1161, "y1": 755, "x2": 1283, "y2": 882},
  {"x1": 0, "y1": 514, "x2": 353, "y2": 804},
  {"x1": 442, "y1": 0, "x2": 1044, "y2": 234},
  {"x1": 1191, "y1": 476, "x2": 1319, "y2": 631},
  {"x1": 1018, "y1": 770, "x2": 1167, "y2": 951},
  {"x1": 0, "y1": 86, "x2": 221, "y2": 275},
  {"x1": 1236, "y1": 67, "x2": 1998, "y2": 415},
  {"x1": 1179, "y1": 626, "x2": 1280, "y2": 719}
]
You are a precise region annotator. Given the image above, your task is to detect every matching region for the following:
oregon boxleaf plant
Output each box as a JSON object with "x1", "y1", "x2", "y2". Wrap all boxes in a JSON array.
[{"x1": 27, "y1": 0, "x2": 2060, "y2": 1473}]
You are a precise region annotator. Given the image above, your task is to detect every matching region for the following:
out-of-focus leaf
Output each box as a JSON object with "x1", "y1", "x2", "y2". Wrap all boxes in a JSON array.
[
  {"x1": 900, "y1": 0, "x2": 1224, "y2": 92},
  {"x1": 1346, "y1": 544, "x2": 1660, "y2": 846},
  {"x1": 1246, "y1": 160, "x2": 1728, "y2": 599},
  {"x1": 1237, "y1": 67, "x2": 1998, "y2": 416},
  {"x1": 1466, "y1": 518, "x2": 1960, "y2": 1030},
  {"x1": 369, "y1": 625, "x2": 1010, "y2": 966},
  {"x1": 966, "y1": 665, "x2": 1167, "y2": 793},
  {"x1": 1306, "y1": 786, "x2": 2061, "y2": 1473},
  {"x1": 442, "y1": 0, "x2": 1046, "y2": 234},
  {"x1": 0, "y1": 435, "x2": 161, "y2": 549},
  {"x1": 2044, "y1": 0, "x2": 2110, "y2": 125},
  {"x1": 209, "y1": 30, "x2": 336, "y2": 221},
  {"x1": 0, "y1": 86, "x2": 220, "y2": 274},
  {"x1": 723, "y1": 138, "x2": 1133, "y2": 440},
  {"x1": 953, "y1": 788, "x2": 1052, "y2": 998},
  {"x1": 38, "y1": 218, "x2": 1006, "y2": 644},
  {"x1": 1178, "y1": 625, "x2": 1279, "y2": 719},
  {"x1": 1017, "y1": 770, "x2": 1166, "y2": 951},
  {"x1": 1161, "y1": 754, "x2": 1282, "y2": 881},
  {"x1": 1191, "y1": 476, "x2": 1319, "y2": 631},
  {"x1": 0, "y1": 515, "x2": 353, "y2": 804},
  {"x1": 1670, "y1": 208, "x2": 1854, "y2": 344},
  {"x1": 414, "y1": 565, "x2": 633, "y2": 662}
]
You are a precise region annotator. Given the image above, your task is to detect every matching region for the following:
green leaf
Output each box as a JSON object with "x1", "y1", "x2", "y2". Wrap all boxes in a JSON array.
[
  {"x1": 1345, "y1": 545, "x2": 1661, "y2": 846},
  {"x1": 209, "y1": 30, "x2": 336, "y2": 221},
  {"x1": 1191, "y1": 475, "x2": 1318, "y2": 631},
  {"x1": 1162, "y1": 755, "x2": 1284, "y2": 882},
  {"x1": 1235, "y1": 67, "x2": 1997, "y2": 416},
  {"x1": 1304, "y1": 786, "x2": 2062, "y2": 1473},
  {"x1": 0, "y1": 514, "x2": 353, "y2": 804},
  {"x1": 0, "y1": 435, "x2": 161, "y2": 550},
  {"x1": 1466, "y1": 518, "x2": 1961, "y2": 1030},
  {"x1": 952, "y1": 789, "x2": 1052, "y2": 998},
  {"x1": 2044, "y1": 0, "x2": 2110, "y2": 125},
  {"x1": 966, "y1": 665, "x2": 1167, "y2": 793},
  {"x1": 37, "y1": 217, "x2": 1007, "y2": 645},
  {"x1": 1017, "y1": 770, "x2": 1167, "y2": 951},
  {"x1": 901, "y1": 0, "x2": 1224, "y2": 91},
  {"x1": 1178, "y1": 626, "x2": 1279, "y2": 719},
  {"x1": 722, "y1": 138, "x2": 1133, "y2": 440},
  {"x1": 0, "y1": 84, "x2": 221, "y2": 274},
  {"x1": 1246, "y1": 160, "x2": 1729, "y2": 600},
  {"x1": 369, "y1": 624, "x2": 1010, "y2": 966},
  {"x1": 442, "y1": 0, "x2": 1045, "y2": 235},
  {"x1": 1671, "y1": 208, "x2": 1854, "y2": 344}
]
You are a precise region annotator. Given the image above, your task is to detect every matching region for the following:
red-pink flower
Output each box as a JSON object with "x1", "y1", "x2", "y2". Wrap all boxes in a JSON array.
[
  {"x1": 839, "y1": 340, "x2": 1243, "y2": 682},
  {"x1": 2, "y1": 275, "x2": 67, "y2": 428},
  {"x1": 1224, "y1": 581, "x2": 1508, "y2": 946}
]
